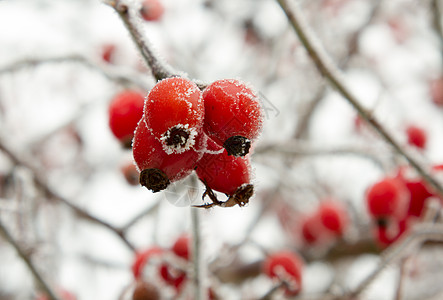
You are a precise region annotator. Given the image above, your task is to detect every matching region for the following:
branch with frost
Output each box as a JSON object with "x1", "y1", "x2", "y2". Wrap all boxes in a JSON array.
[
  {"x1": 0, "y1": 218, "x2": 58, "y2": 300},
  {"x1": 106, "y1": 0, "x2": 178, "y2": 81},
  {"x1": 0, "y1": 55, "x2": 148, "y2": 90},
  {"x1": 294, "y1": 0, "x2": 382, "y2": 139},
  {"x1": 276, "y1": 0, "x2": 443, "y2": 198},
  {"x1": 0, "y1": 140, "x2": 136, "y2": 252}
]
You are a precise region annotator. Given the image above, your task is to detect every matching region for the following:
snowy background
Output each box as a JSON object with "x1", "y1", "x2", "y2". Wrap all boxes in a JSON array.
[{"x1": 0, "y1": 0, "x2": 443, "y2": 299}]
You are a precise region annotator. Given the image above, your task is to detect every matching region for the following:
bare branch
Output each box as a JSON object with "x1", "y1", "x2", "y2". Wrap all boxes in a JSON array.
[
  {"x1": 276, "y1": 0, "x2": 443, "y2": 198},
  {"x1": 0, "y1": 140, "x2": 136, "y2": 252},
  {"x1": 0, "y1": 218, "x2": 58, "y2": 300}
]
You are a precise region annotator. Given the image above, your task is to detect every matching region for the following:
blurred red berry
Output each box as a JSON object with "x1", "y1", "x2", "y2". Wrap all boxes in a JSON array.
[
  {"x1": 132, "y1": 118, "x2": 205, "y2": 192},
  {"x1": 263, "y1": 251, "x2": 304, "y2": 296},
  {"x1": 101, "y1": 43, "x2": 116, "y2": 63},
  {"x1": 406, "y1": 125, "x2": 427, "y2": 150},
  {"x1": 35, "y1": 289, "x2": 76, "y2": 300},
  {"x1": 132, "y1": 280, "x2": 160, "y2": 300},
  {"x1": 318, "y1": 200, "x2": 349, "y2": 236},
  {"x1": 172, "y1": 234, "x2": 191, "y2": 261},
  {"x1": 140, "y1": 0, "x2": 164, "y2": 22},
  {"x1": 159, "y1": 263, "x2": 187, "y2": 292},
  {"x1": 374, "y1": 219, "x2": 409, "y2": 248},
  {"x1": 109, "y1": 90, "x2": 145, "y2": 147},
  {"x1": 366, "y1": 177, "x2": 409, "y2": 221},
  {"x1": 144, "y1": 77, "x2": 204, "y2": 154},
  {"x1": 202, "y1": 79, "x2": 263, "y2": 156},
  {"x1": 300, "y1": 213, "x2": 323, "y2": 245},
  {"x1": 121, "y1": 161, "x2": 140, "y2": 186},
  {"x1": 132, "y1": 247, "x2": 164, "y2": 279}
]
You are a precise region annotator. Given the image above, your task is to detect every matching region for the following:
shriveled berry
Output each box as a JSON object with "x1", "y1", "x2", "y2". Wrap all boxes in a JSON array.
[
  {"x1": 195, "y1": 140, "x2": 251, "y2": 196},
  {"x1": 406, "y1": 125, "x2": 427, "y2": 150},
  {"x1": 132, "y1": 280, "x2": 160, "y2": 300},
  {"x1": 263, "y1": 251, "x2": 304, "y2": 296},
  {"x1": 132, "y1": 247, "x2": 164, "y2": 279},
  {"x1": 202, "y1": 79, "x2": 263, "y2": 156},
  {"x1": 109, "y1": 90, "x2": 145, "y2": 148},
  {"x1": 132, "y1": 118, "x2": 205, "y2": 192},
  {"x1": 366, "y1": 177, "x2": 409, "y2": 221},
  {"x1": 140, "y1": 0, "x2": 164, "y2": 22},
  {"x1": 144, "y1": 77, "x2": 204, "y2": 154}
]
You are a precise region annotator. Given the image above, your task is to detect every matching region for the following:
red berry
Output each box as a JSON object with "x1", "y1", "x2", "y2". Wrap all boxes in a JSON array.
[
  {"x1": 374, "y1": 219, "x2": 408, "y2": 248},
  {"x1": 195, "y1": 141, "x2": 251, "y2": 195},
  {"x1": 300, "y1": 213, "x2": 323, "y2": 245},
  {"x1": 263, "y1": 251, "x2": 303, "y2": 296},
  {"x1": 406, "y1": 125, "x2": 427, "y2": 149},
  {"x1": 140, "y1": 0, "x2": 164, "y2": 22},
  {"x1": 132, "y1": 118, "x2": 205, "y2": 192},
  {"x1": 366, "y1": 177, "x2": 409, "y2": 221},
  {"x1": 172, "y1": 234, "x2": 191, "y2": 261},
  {"x1": 132, "y1": 247, "x2": 164, "y2": 279},
  {"x1": 159, "y1": 263, "x2": 187, "y2": 292},
  {"x1": 109, "y1": 90, "x2": 145, "y2": 147},
  {"x1": 121, "y1": 161, "x2": 140, "y2": 186},
  {"x1": 202, "y1": 79, "x2": 263, "y2": 156},
  {"x1": 132, "y1": 280, "x2": 160, "y2": 300},
  {"x1": 101, "y1": 43, "x2": 116, "y2": 64},
  {"x1": 35, "y1": 289, "x2": 76, "y2": 300},
  {"x1": 317, "y1": 200, "x2": 349, "y2": 236},
  {"x1": 144, "y1": 77, "x2": 204, "y2": 154}
]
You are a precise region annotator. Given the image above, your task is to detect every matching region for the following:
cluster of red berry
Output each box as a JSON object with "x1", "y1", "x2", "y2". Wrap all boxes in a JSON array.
[
  {"x1": 365, "y1": 164, "x2": 443, "y2": 247},
  {"x1": 131, "y1": 235, "x2": 217, "y2": 300},
  {"x1": 131, "y1": 77, "x2": 263, "y2": 207}
]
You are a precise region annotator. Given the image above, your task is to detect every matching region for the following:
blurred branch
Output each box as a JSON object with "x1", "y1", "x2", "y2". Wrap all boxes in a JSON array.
[
  {"x1": 0, "y1": 55, "x2": 148, "y2": 90},
  {"x1": 0, "y1": 140, "x2": 136, "y2": 252},
  {"x1": 255, "y1": 141, "x2": 387, "y2": 170},
  {"x1": 0, "y1": 218, "x2": 58, "y2": 300},
  {"x1": 120, "y1": 200, "x2": 161, "y2": 233},
  {"x1": 191, "y1": 207, "x2": 204, "y2": 300},
  {"x1": 431, "y1": 0, "x2": 443, "y2": 65},
  {"x1": 276, "y1": 0, "x2": 443, "y2": 199},
  {"x1": 294, "y1": 0, "x2": 382, "y2": 139},
  {"x1": 107, "y1": 0, "x2": 178, "y2": 82}
]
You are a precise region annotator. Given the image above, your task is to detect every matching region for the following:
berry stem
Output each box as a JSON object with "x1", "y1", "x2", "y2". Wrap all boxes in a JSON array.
[
  {"x1": 276, "y1": 0, "x2": 443, "y2": 199},
  {"x1": 0, "y1": 218, "x2": 58, "y2": 300},
  {"x1": 109, "y1": 0, "x2": 178, "y2": 81}
]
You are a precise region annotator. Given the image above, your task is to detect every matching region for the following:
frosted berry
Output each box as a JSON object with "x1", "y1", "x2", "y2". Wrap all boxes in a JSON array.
[
  {"x1": 406, "y1": 125, "x2": 427, "y2": 150},
  {"x1": 172, "y1": 234, "x2": 191, "y2": 261},
  {"x1": 144, "y1": 77, "x2": 204, "y2": 154},
  {"x1": 366, "y1": 177, "x2": 409, "y2": 222},
  {"x1": 202, "y1": 79, "x2": 263, "y2": 156},
  {"x1": 263, "y1": 251, "x2": 303, "y2": 296},
  {"x1": 195, "y1": 139, "x2": 253, "y2": 205},
  {"x1": 132, "y1": 247, "x2": 164, "y2": 279},
  {"x1": 140, "y1": 0, "x2": 164, "y2": 22},
  {"x1": 132, "y1": 118, "x2": 204, "y2": 192},
  {"x1": 317, "y1": 200, "x2": 349, "y2": 236},
  {"x1": 132, "y1": 280, "x2": 160, "y2": 300},
  {"x1": 109, "y1": 90, "x2": 145, "y2": 148}
]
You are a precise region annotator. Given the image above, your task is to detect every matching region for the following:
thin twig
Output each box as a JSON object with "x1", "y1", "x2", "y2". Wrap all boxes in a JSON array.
[
  {"x1": 107, "y1": 1, "x2": 178, "y2": 81},
  {"x1": 276, "y1": 0, "x2": 443, "y2": 198},
  {"x1": 0, "y1": 218, "x2": 58, "y2": 300},
  {"x1": 0, "y1": 140, "x2": 135, "y2": 252},
  {"x1": 120, "y1": 200, "x2": 161, "y2": 233},
  {"x1": 0, "y1": 55, "x2": 148, "y2": 90}
]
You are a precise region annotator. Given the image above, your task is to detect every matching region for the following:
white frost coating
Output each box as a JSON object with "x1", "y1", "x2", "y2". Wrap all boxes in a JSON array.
[{"x1": 160, "y1": 124, "x2": 198, "y2": 155}]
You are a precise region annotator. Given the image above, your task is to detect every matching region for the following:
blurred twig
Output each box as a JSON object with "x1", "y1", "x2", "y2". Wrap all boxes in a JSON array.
[
  {"x1": 276, "y1": 0, "x2": 443, "y2": 199},
  {"x1": 0, "y1": 55, "x2": 148, "y2": 90},
  {"x1": 0, "y1": 218, "x2": 58, "y2": 300},
  {"x1": 0, "y1": 140, "x2": 136, "y2": 252}
]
